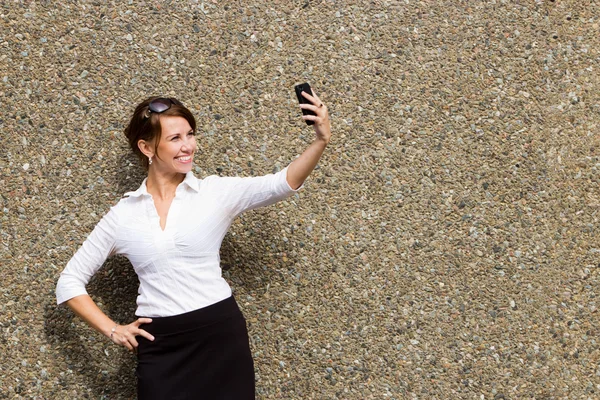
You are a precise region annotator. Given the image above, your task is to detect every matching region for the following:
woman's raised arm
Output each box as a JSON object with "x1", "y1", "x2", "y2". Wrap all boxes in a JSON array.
[{"x1": 286, "y1": 89, "x2": 332, "y2": 190}]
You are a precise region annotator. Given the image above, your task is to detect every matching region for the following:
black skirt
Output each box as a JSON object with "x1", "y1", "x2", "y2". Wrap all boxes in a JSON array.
[{"x1": 136, "y1": 296, "x2": 255, "y2": 400}]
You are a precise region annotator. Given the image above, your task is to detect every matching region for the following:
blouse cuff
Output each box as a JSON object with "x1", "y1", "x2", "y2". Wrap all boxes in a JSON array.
[
  {"x1": 282, "y1": 166, "x2": 304, "y2": 192},
  {"x1": 56, "y1": 272, "x2": 90, "y2": 305},
  {"x1": 56, "y1": 287, "x2": 89, "y2": 306}
]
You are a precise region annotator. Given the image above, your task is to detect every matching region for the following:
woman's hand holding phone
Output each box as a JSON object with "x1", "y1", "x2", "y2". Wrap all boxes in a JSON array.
[
  {"x1": 285, "y1": 83, "x2": 332, "y2": 189},
  {"x1": 295, "y1": 83, "x2": 331, "y2": 145}
]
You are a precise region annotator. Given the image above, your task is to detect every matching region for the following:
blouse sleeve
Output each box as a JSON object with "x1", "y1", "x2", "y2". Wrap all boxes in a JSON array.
[
  {"x1": 207, "y1": 166, "x2": 303, "y2": 217},
  {"x1": 55, "y1": 206, "x2": 119, "y2": 305}
]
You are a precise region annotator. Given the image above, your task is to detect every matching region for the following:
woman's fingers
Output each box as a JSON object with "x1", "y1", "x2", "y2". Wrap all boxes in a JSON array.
[
  {"x1": 135, "y1": 318, "x2": 152, "y2": 326},
  {"x1": 299, "y1": 87, "x2": 331, "y2": 142},
  {"x1": 301, "y1": 90, "x2": 320, "y2": 105},
  {"x1": 121, "y1": 336, "x2": 133, "y2": 351},
  {"x1": 120, "y1": 331, "x2": 139, "y2": 351},
  {"x1": 299, "y1": 102, "x2": 328, "y2": 117},
  {"x1": 302, "y1": 115, "x2": 320, "y2": 122},
  {"x1": 112, "y1": 320, "x2": 155, "y2": 351},
  {"x1": 132, "y1": 318, "x2": 154, "y2": 342},
  {"x1": 299, "y1": 103, "x2": 320, "y2": 112},
  {"x1": 301, "y1": 109, "x2": 328, "y2": 123},
  {"x1": 137, "y1": 328, "x2": 155, "y2": 342},
  {"x1": 129, "y1": 335, "x2": 139, "y2": 349},
  {"x1": 300, "y1": 89, "x2": 314, "y2": 99},
  {"x1": 299, "y1": 89, "x2": 328, "y2": 123}
]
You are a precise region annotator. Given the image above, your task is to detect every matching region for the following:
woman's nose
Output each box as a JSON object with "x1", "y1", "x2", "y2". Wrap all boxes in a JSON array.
[{"x1": 182, "y1": 137, "x2": 195, "y2": 151}]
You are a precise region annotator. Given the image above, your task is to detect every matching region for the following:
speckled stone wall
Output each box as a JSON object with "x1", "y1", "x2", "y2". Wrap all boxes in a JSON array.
[{"x1": 1, "y1": 0, "x2": 599, "y2": 399}]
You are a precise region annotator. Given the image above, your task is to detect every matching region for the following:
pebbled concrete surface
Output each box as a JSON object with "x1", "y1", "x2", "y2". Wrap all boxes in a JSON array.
[{"x1": 1, "y1": 0, "x2": 599, "y2": 398}]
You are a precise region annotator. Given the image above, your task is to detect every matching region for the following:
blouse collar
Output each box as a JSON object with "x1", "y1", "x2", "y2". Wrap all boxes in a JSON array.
[{"x1": 124, "y1": 171, "x2": 199, "y2": 198}]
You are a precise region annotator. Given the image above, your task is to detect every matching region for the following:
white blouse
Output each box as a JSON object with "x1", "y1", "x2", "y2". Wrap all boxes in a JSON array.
[{"x1": 56, "y1": 167, "x2": 301, "y2": 317}]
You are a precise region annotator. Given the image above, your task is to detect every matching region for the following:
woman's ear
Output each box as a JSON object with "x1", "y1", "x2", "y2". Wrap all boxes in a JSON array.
[{"x1": 138, "y1": 139, "x2": 154, "y2": 159}]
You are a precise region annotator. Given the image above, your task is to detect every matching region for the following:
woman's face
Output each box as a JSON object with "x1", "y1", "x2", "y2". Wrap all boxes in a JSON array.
[{"x1": 152, "y1": 116, "x2": 197, "y2": 174}]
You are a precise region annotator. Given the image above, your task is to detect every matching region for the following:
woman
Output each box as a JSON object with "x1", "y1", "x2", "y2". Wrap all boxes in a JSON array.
[{"x1": 55, "y1": 89, "x2": 330, "y2": 399}]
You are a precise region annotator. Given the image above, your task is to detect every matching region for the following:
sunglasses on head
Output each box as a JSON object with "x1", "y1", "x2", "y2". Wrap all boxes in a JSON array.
[{"x1": 145, "y1": 97, "x2": 181, "y2": 117}]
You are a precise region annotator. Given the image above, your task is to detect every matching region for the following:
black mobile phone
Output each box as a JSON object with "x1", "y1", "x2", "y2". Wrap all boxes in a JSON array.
[{"x1": 294, "y1": 83, "x2": 316, "y2": 125}]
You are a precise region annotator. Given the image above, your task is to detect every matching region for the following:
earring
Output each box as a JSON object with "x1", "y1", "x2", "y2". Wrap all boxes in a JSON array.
[{"x1": 148, "y1": 157, "x2": 153, "y2": 165}]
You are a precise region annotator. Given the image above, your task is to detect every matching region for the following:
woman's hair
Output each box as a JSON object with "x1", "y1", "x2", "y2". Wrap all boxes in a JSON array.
[{"x1": 124, "y1": 97, "x2": 197, "y2": 170}]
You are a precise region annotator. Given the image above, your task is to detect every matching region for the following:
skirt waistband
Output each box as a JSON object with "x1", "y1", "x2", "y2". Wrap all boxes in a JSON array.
[{"x1": 137, "y1": 296, "x2": 242, "y2": 336}]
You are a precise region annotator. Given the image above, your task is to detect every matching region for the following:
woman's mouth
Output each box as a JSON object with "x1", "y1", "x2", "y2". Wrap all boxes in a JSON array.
[{"x1": 175, "y1": 155, "x2": 192, "y2": 163}]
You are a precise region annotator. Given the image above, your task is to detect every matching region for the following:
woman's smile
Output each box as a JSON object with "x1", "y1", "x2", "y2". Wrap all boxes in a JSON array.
[{"x1": 175, "y1": 155, "x2": 193, "y2": 163}]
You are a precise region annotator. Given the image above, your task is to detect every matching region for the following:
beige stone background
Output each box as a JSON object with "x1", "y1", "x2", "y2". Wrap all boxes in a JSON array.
[{"x1": 1, "y1": 0, "x2": 599, "y2": 399}]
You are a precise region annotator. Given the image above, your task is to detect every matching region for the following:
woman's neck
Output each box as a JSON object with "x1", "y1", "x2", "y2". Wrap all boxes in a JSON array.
[{"x1": 145, "y1": 169, "x2": 186, "y2": 200}]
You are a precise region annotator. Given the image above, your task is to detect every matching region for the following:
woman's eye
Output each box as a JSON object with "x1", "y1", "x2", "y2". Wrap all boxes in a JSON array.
[{"x1": 188, "y1": 132, "x2": 196, "y2": 136}]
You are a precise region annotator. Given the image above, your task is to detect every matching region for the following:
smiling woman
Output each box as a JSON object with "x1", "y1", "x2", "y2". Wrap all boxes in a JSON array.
[
  {"x1": 140, "y1": 113, "x2": 197, "y2": 174},
  {"x1": 55, "y1": 91, "x2": 331, "y2": 399},
  {"x1": 123, "y1": 97, "x2": 197, "y2": 171}
]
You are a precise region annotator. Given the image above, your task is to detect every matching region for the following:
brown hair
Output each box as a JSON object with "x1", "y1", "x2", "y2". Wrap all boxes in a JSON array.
[{"x1": 123, "y1": 97, "x2": 197, "y2": 170}]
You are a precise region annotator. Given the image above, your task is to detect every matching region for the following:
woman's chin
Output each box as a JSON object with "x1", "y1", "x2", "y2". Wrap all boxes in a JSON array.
[{"x1": 173, "y1": 162, "x2": 193, "y2": 173}]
